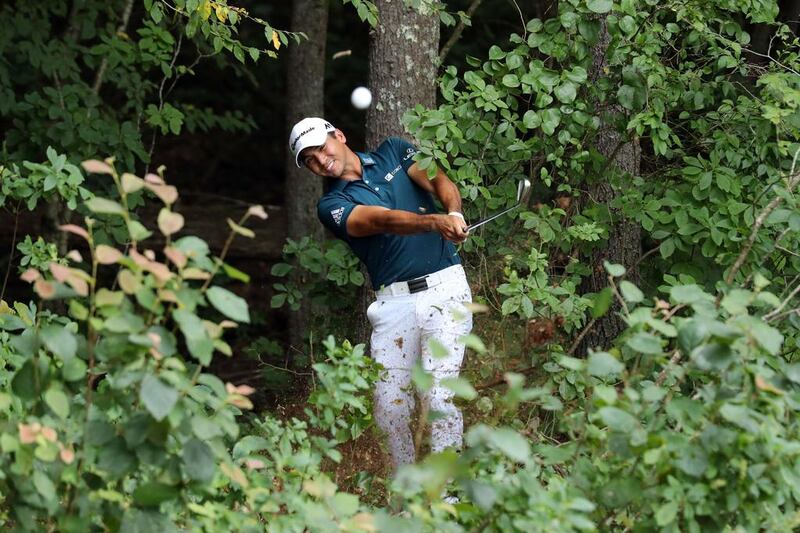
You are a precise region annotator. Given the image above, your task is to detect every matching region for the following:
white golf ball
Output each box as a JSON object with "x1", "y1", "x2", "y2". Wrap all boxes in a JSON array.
[{"x1": 350, "y1": 86, "x2": 372, "y2": 109}]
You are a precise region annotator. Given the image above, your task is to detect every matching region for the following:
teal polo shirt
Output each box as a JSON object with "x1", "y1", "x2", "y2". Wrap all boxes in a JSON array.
[{"x1": 317, "y1": 137, "x2": 460, "y2": 289}]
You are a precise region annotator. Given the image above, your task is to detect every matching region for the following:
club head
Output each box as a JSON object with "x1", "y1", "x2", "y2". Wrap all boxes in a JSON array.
[{"x1": 517, "y1": 178, "x2": 532, "y2": 206}]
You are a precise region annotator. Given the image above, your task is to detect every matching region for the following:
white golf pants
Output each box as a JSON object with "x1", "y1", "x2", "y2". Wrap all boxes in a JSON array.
[{"x1": 367, "y1": 264, "x2": 473, "y2": 469}]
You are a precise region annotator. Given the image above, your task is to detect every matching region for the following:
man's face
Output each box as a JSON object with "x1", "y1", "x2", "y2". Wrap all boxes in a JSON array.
[{"x1": 300, "y1": 130, "x2": 346, "y2": 177}]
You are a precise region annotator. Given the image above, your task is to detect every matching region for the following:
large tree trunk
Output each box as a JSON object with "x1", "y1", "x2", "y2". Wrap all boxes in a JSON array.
[
  {"x1": 284, "y1": 0, "x2": 328, "y2": 354},
  {"x1": 578, "y1": 18, "x2": 641, "y2": 355},
  {"x1": 354, "y1": 0, "x2": 440, "y2": 345}
]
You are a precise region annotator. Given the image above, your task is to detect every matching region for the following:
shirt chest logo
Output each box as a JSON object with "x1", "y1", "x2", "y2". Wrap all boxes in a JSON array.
[
  {"x1": 330, "y1": 207, "x2": 344, "y2": 226},
  {"x1": 383, "y1": 164, "x2": 402, "y2": 182}
]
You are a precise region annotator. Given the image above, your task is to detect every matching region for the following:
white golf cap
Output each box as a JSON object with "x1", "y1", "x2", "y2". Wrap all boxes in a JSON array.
[{"x1": 288, "y1": 117, "x2": 335, "y2": 167}]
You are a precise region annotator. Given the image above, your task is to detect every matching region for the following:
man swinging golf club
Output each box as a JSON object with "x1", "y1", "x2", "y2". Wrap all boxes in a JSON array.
[{"x1": 288, "y1": 117, "x2": 473, "y2": 471}]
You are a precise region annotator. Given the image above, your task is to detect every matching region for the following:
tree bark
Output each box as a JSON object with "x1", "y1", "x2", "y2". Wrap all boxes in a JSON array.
[
  {"x1": 284, "y1": 0, "x2": 329, "y2": 354},
  {"x1": 355, "y1": 0, "x2": 440, "y2": 345},
  {"x1": 578, "y1": 17, "x2": 641, "y2": 355}
]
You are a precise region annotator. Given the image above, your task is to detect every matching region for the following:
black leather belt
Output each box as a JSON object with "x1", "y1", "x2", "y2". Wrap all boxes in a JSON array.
[{"x1": 406, "y1": 277, "x2": 429, "y2": 294}]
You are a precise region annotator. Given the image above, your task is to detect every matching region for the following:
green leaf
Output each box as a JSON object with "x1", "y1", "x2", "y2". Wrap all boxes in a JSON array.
[
  {"x1": 227, "y1": 218, "x2": 255, "y2": 238},
  {"x1": 626, "y1": 332, "x2": 663, "y2": 354},
  {"x1": 522, "y1": 110, "x2": 541, "y2": 129},
  {"x1": 659, "y1": 238, "x2": 675, "y2": 259},
  {"x1": 427, "y1": 338, "x2": 449, "y2": 359},
  {"x1": 440, "y1": 377, "x2": 477, "y2": 400},
  {"x1": 411, "y1": 364, "x2": 434, "y2": 393},
  {"x1": 192, "y1": 416, "x2": 224, "y2": 440},
  {"x1": 133, "y1": 482, "x2": 179, "y2": 507},
  {"x1": 85, "y1": 197, "x2": 126, "y2": 216},
  {"x1": 541, "y1": 108, "x2": 562, "y2": 135},
  {"x1": 140, "y1": 374, "x2": 178, "y2": 421},
  {"x1": 182, "y1": 438, "x2": 216, "y2": 483},
  {"x1": 459, "y1": 333, "x2": 487, "y2": 354},
  {"x1": 587, "y1": 352, "x2": 624, "y2": 377},
  {"x1": 44, "y1": 388, "x2": 70, "y2": 419},
  {"x1": 747, "y1": 319, "x2": 783, "y2": 355},
  {"x1": 597, "y1": 406, "x2": 637, "y2": 433},
  {"x1": 232, "y1": 435, "x2": 270, "y2": 459},
  {"x1": 603, "y1": 261, "x2": 626, "y2": 277},
  {"x1": 489, "y1": 427, "x2": 531, "y2": 463},
  {"x1": 270, "y1": 263, "x2": 293, "y2": 277},
  {"x1": 127, "y1": 220, "x2": 152, "y2": 241},
  {"x1": 331, "y1": 493, "x2": 359, "y2": 516},
  {"x1": 270, "y1": 293, "x2": 287, "y2": 308},
  {"x1": 173, "y1": 310, "x2": 214, "y2": 364},
  {"x1": 32, "y1": 471, "x2": 57, "y2": 503},
  {"x1": 587, "y1": 0, "x2": 613, "y2": 13},
  {"x1": 221, "y1": 262, "x2": 251, "y2": 283},
  {"x1": 670, "y1": 284, "x2": 711, "y2": 304},
  {"x1": 502, "y1": 74, "x2": 520, "y2": 88},
  {"x1": 591, "y1": 287, "x2": 614, "y2": 318},
  {"x1": 677, "y1": 319, "x2": 708, "y2": 353},
  {"x1": 207, "y1": 286, "x2": 250, "y2": 324},
  {"x1": 691, "y1": 343, "x2": 734, "y2": 370},
  {"x1": 720, "y1": 403, "x2": 759, "y2": 432},
  {"x1": 120, "y1": 509, "x2": 178, "y2": 533},
  {"x1": 41, "y1": 324, "x2": 77, "y2": 361},
  {"x1": 555, "y1": 81, "x2": 577, "y2": 103},
  {"x1": 656, "y1": 501, "x2": 679, "y2": 526},
  {"x1": 619, "y1": 281, "x2": 644, "y2": 303}
]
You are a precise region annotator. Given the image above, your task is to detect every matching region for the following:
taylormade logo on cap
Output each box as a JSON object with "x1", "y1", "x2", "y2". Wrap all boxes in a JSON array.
[{"x1": 288, "y1": 117, "x2": 335, "y2": 167}]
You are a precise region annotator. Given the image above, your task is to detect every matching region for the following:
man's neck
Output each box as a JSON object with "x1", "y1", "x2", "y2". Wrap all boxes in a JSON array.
[{"x1": 339, "y1": 150, "x2": 363, "y2": 181}]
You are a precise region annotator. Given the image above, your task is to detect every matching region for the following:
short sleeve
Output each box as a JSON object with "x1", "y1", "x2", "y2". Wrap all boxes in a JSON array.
[
  {"x1": 317, "y1": 192, "x2": 357, "y2": 241},
  {"x1": 385, "y1": 137, "x2": 419, "y2": 173}
]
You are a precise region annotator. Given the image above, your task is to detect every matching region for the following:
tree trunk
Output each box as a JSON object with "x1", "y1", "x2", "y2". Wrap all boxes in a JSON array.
[
  {"x1": 284, "y1": 0, "x2": 328, "y2": 354},
  {"x1": 355, "y1": 0, "x2": 440, "y2": 345},
  {"x1": 578, "y1": 17, "x2": 641, "y2": 355}
]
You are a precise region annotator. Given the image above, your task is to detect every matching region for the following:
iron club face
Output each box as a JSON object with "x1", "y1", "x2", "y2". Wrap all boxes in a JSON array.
[{"x1": 466, "y1": 178, "x2": 531, "y2": 232}]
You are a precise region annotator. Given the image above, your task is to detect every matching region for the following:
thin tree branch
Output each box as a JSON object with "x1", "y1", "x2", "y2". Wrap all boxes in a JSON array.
[
  {"x1": 145, "y1": 32, "x2": 185, "y2": 175},
  {"x1": 438, "y1": 0, "x2": 484, "y2": 64},
  {"x1": 765, "y1": 281, "x2": 800, "y2": 321},
  {"x1": 0, "y1": 201, "x2": 22, "y2": 302},
  {"x1": 725, "y1": 148, "x2": 800, "y2": 286},
  {"x1": 568, "y1": 317, "x2": 598, "y2": 355},
  {"x1": 92, "y1": 0, "x2": 135, "y2": 95},
  {"x1": 656, "y1": 349, "x2": 682, "y2": 386}
]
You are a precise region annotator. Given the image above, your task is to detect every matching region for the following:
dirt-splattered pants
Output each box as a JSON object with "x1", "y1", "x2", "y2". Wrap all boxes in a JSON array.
[{"x1": 367, "y1": 264, "x2": 472, "y2": 469}]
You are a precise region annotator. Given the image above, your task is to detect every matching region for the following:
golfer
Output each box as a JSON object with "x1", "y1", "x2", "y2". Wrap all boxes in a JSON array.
[{"x1": 289, "y1": 117, "x2": 473, "y2": 470}]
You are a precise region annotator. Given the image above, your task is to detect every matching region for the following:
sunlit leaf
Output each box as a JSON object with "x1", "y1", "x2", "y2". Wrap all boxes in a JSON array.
[
  {"x1": 81, "y1": 159, "x2": 114, "y2": 175},
  {"x1": 96, "y1": 244, "x2": 122, "y2": 264},
  {"x1": 207, "y1": 286, "x2": 250, "y2": 323},
  {"x1": 227, "y1": 218, "x2": 255, "y2": 238},
  {"x1": 158, "y1": 208, "x2": 185, "y2": 236}
]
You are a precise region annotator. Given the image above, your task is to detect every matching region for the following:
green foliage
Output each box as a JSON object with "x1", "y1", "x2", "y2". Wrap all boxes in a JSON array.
[
  {"x1": 16, "y1": 237, "x2": 65, "y2": 272},
  {"x1": 534, "y1": 278, "x2": 800, "y2": 531},
  {"x1": 271, "y1": 237, "x2": 364, "y2": 339},
  {"x1": 341, "y1": 0, "x2": 379, "y2": 27},
  {"x1": 404, "y1": 0, "x2": 800, "y2": 341},
  {"x1": 0, "y1": 148, "x2": 90, "y2": 211},
  {"x1": 0, "y1": 0, "x2": 295, "y2": 172},
  {"x1": 306, "y1": 337, "x2": 380, "y2": 447},
  {"x1": 0, "y1": 159, "x2": 378, "y2": 531},
  {"x1": 1, "y1": 155, "x2": 799, "y2": 531}
]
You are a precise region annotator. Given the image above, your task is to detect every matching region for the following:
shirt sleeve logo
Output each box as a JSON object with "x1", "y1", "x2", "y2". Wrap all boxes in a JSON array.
[
  {"x1": 402, "y1": 147, "x2": 418, "y2": 161},
  {"x1": 330, "y1": 207, "x2": 345, "y2": 226}
]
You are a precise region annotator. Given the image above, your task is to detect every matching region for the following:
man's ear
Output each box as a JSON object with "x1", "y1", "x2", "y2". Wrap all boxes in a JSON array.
[{"x1": 334, "y1": 129, "x2": 347, "y2": 144}]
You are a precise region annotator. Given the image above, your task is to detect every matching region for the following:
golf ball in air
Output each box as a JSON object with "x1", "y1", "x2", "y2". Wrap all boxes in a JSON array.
[{"x1": 351, "y1": 86, "x2": 372, "y2": 109}]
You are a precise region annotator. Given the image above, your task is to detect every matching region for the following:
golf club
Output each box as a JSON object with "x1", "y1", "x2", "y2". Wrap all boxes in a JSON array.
[{"x1": 466, "y1": 178, "x2": 531, "y2": 232}]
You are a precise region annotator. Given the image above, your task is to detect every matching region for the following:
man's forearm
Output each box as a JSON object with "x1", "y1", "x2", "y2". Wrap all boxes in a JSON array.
[
  {"x1": 370, "y1": 209, "x2": 441, "y2": 235},
  {"x1": 433, "y1": 171, "x2": 463, "y2": 214}
]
